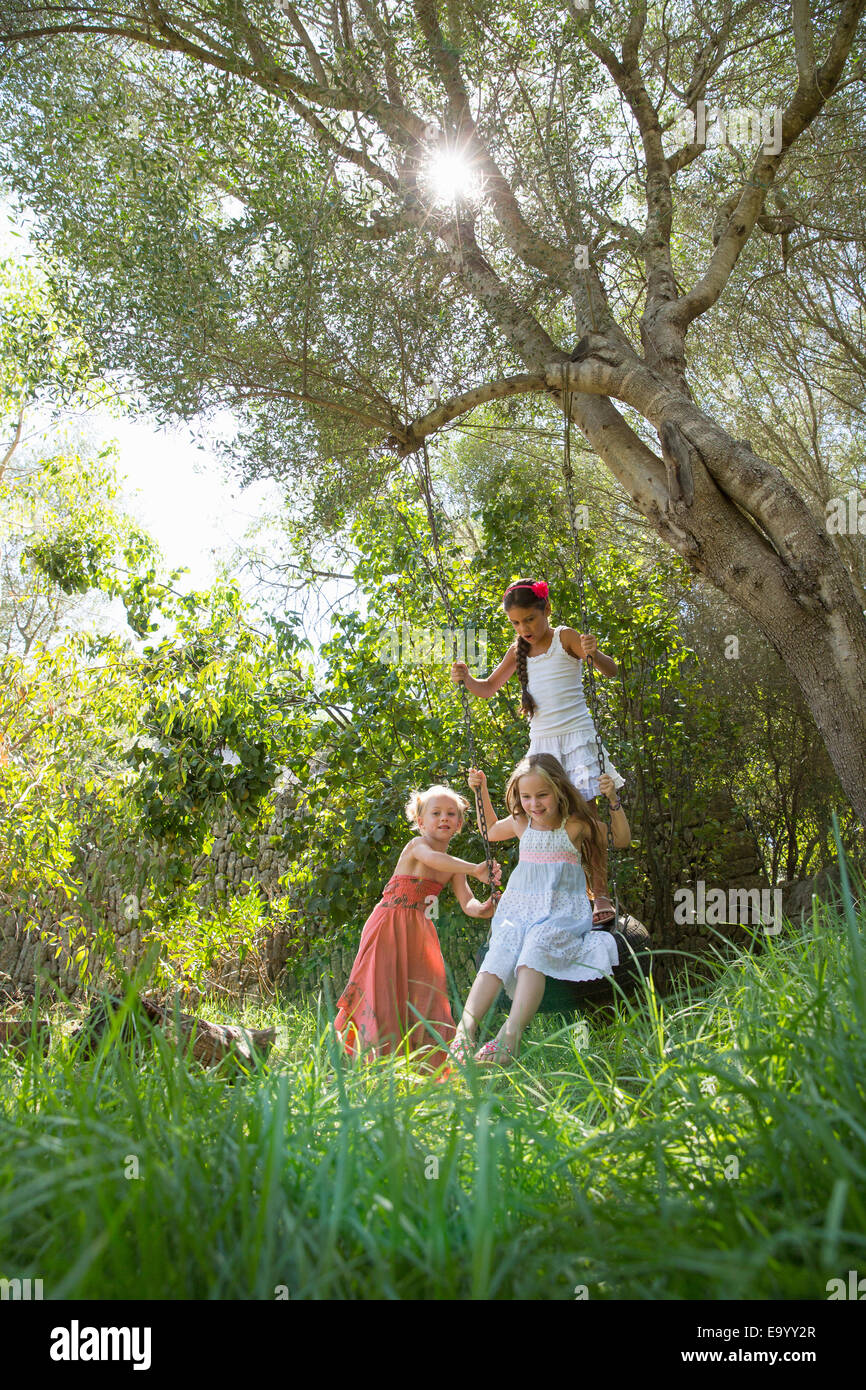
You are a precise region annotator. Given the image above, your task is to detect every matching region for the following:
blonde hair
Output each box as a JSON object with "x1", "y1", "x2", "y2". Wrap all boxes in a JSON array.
[
  {"x1": 404, "y1": 784, "x2": 469, "y2": 830},
  {"x1": 505, "y1": 753, "x2": 605, "y2": 884}
]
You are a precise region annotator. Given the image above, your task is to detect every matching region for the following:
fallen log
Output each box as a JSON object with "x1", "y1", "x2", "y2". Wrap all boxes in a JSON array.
[
  {"x1": 0, "y1": 1019, "x2": 51, "y2": 1059},
  {"x1": 72, "y1": 994, "x2": 276, "y2": 1072}
]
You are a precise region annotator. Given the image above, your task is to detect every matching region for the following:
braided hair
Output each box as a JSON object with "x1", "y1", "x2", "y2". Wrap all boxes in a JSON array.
[{"x1": 503, "y1": 579, "x2": 549, "y2": 719}]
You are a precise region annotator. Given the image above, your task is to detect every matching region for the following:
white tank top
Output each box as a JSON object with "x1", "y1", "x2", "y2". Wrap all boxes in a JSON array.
[{"x1": 524, "y1": 626, "x2": 594, "y2": 736}]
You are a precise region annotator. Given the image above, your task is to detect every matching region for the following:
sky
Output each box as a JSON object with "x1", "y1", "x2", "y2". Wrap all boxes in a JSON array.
[
  {"x1": 92, "y1": 410, "x2": 283, "y2": 594},
  {"x1": 1, "y1": 199, "x2": 305, "y2": 626}
]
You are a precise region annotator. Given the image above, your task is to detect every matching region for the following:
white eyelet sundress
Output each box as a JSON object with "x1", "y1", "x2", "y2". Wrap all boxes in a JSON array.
[
  {"x1": 525, "y1": 625, "x2": 625, "y2": 802},
  {"x1": 479, "y1": 816, "x2": 619, "y2": 999}
]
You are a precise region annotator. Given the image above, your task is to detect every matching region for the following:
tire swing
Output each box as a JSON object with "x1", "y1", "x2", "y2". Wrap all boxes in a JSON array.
[{"x1": 411, "y1": 434, "x2": 653, "y2": 1017}]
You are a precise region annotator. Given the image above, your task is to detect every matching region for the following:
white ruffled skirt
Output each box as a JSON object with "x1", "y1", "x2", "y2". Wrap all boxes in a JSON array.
[
  {"x1": 481, "y1": 915, "x2": 619, "y2": 999},
  {"x1": 527, "y1": 724, "x2": 624, "y2": 803}
]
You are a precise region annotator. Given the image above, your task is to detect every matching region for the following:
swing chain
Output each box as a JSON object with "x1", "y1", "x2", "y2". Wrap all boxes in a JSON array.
[
  {"x1": 562, "y1": 384, "x2": 620, "y2": 930},
  {"x1": 414, "y1": 446, "x2": 501, "y2": 906}
]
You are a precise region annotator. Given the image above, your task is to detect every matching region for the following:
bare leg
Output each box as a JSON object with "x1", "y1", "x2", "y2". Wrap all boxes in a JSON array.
[
  {"x1": 479, "y1": 966, "x2": 546, "y2": 1064},
  {"x1": 586, "y1": 796, "x2": 613, "y2": 922},
  {"x1": 455, "y1": 970, "x2": 503, "y2": 1045},
  {"x1": 503, "y1": 966, "x2": 546, "y2": 1051}
]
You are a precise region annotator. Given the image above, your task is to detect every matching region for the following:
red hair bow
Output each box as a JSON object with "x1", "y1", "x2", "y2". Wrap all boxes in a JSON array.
[{"x1": 505, "y1": 579, "x2": 549, "y2": 598}]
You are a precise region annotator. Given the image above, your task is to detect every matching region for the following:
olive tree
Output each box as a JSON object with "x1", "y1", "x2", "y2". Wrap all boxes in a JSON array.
[{"x1": 2, "y1": 0, "x2": 865, "y2": 822}]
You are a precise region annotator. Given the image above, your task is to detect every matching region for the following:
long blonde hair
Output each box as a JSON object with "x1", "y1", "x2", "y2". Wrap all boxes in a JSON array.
[
  {"x1": 404, "y1": 784, "x2": 469, "y2": 830},
  {"x1": 505, "y1": 753, "x2": 605, "y2": 885}
]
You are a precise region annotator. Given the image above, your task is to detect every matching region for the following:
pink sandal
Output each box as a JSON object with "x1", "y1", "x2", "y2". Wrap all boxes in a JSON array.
[
  {"x1": 591, "y1": 893, "x2": 616, "y2": 926},
  {"x1": 473, "y1": 1036, "x2": 516, "y2": 1067},
  {"x1": 447, "y1": 1030, "x2": 476, "y2": 1066}
]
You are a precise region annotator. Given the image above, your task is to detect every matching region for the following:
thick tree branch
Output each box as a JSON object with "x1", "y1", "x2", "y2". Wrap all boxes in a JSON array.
[
  {"x1": 582, "y1": 11, "x2": 688, "y2": 388},
  {"x1": 792, "y1": 0, "x2": 817, "y2": 83},
  {"x1": 664, "y1": 0, "x2": 769, "y2": 172},
  {"x1": 439, "y1": 219, "x2": 564, "y2": 366},
  {"x1": 278, "y1": 2, "x2": 331, "y2": 87},
  {"x1": 412, "y1": 0, "x2": 570, "y2": 281},
  {"x1": 0, "y1": 5, "x2": 426, "y2": 147},
  {"x1": 541, "y1": 344, "x2": 852, "y2": 610},
  {"x1": 356, "y1": 0, "x2": 404, "y2": 106},
  {"x1": 387, "y1": 374, "x2": 547, "y2": 455}
]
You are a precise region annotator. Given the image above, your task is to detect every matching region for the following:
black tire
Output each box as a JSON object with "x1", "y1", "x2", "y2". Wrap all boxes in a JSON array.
[{"x1": 473, "y1": 913, "x2": 653, "y2": 1014}]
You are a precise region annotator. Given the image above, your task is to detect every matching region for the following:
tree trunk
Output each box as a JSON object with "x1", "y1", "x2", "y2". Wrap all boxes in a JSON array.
[
  {"x1": 72, "y1": 995, "x2": 276, "y2": 1072},
  {"x1": 548, "y1": 365, "x2": 866, "y2": 831},
  {"x1": 645, "y1": 427, "x2": 866, "y2": 829}
]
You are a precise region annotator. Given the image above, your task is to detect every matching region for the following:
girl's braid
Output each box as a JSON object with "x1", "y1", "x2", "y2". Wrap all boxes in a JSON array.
[
  {"x1": 505, "y1": 578, "x2": 547, "y2": 719},
  {"x1": 515, "y1": 635, "x2": 537, "y2": 718}
]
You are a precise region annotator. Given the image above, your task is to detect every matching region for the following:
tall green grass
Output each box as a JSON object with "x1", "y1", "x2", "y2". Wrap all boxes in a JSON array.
[{"x1": 1, "y1": 854, "x2": 864, "y2": 1299}]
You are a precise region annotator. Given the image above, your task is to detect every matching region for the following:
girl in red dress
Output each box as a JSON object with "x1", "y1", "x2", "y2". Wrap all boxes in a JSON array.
[{"x1": 334, "y1": 784, "x2": 499, "y2": 1070}]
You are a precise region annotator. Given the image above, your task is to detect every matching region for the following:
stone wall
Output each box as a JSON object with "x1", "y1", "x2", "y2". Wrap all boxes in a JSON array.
[
  {"x1": 0, "y1": 793, "x2": 300, "y2": 1005},
  {"x1": 1, "y1": 784, "x2": 842, "y2": 1009}
]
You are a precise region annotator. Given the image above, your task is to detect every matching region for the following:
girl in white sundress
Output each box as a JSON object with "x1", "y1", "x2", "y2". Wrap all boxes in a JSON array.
[
  {"x1": 448, "y1": 754, "x2": 632, "y2": 1067},
  {"x1": 451, "y1": 576, "x2": 624, "y2": 925}
]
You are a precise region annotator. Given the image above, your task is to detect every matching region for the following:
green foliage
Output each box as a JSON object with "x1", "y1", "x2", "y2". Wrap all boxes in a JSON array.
[
  {"x1": 2, "y1": 863, "x2": 866, "y2": 1299},
  {"x1": 677, "y1": 586, "x2": 861, "y2": 882},
  {"x1": 17, "y1": 449, "x2": 186, "y2": 639},
  {"x1": 0, "y1": 569, "x2": 317, "y2": 990},
  {"x1": 137, "y1": 883, "x2": 298, "y2": 997},
  {"x1": 0, "y1": 240, "x2": 322, "y2": 990},
  {"x1": 0, "y1": 641, "x2": 133, "y2": 931},
  {"x1": 119, "y1": 580, "x2": 313, "y2": 849},
  {"x1": 0, "y1": 253, "x2": 191, "y2": 648},
  {"x1": 0, "y1": 254, "x2": 98, "y2": 413}
]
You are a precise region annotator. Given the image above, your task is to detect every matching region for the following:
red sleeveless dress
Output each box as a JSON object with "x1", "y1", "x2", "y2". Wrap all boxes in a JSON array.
[{"x1": 334, "y1": 875, "x2": 455, "y2": 1069}]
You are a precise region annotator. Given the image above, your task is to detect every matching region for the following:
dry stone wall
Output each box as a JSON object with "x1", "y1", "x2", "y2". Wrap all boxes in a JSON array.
[{"x1": 0, "y1": 785, "x2": 840, "y2": 1008}]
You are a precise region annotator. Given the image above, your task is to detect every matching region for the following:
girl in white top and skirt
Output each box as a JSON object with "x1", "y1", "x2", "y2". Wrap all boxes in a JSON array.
[{"x1": 451, "y1": 577, "x2": 625, "y2": 925}]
